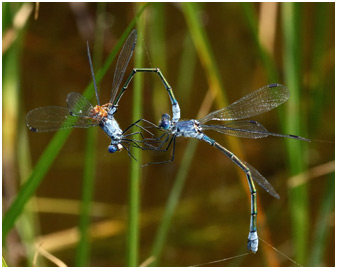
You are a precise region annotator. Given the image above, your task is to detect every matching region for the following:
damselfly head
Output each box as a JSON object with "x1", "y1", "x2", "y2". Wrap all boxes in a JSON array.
[
  {"x1": 159, "y1": 113, "x2": 171, "y2": 130},
  {"x1": 108, "y1": 143, "x2": 123, "y2": 153}
]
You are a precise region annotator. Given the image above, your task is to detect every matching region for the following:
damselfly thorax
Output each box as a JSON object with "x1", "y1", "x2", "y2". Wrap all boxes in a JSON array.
[{"x1": 89, "y1": 103, "x2": 110, "y2": 121}]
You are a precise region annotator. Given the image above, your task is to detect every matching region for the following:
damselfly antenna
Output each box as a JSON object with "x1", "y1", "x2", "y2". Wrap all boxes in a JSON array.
[{"x1": 86, "y1": 41, "x2": 100, "y2": 106}]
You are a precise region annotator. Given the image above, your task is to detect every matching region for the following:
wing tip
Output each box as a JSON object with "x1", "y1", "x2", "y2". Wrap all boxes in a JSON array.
[
  {"x1": 268, "y1": 83, "x2": 287, "y2": 89},
  {"x1": 28, "y1": 126, "x2": 38, "y2": 132},
  {"x1": 267, "y1": 189, "x2": 280, "y2": 199},
  {"x1": 26, "y1": 120, "x2": 38, "y2": 132},
  {"x1": 268, "y1": 83, "x2": 279, "y2": 88}
]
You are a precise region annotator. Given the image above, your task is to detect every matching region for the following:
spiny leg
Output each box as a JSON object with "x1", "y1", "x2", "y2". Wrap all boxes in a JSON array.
[
  {"x1": 124, "y1": 123, "x2": 172, "y2": 152},
  {"x1": 123, "y1": 131, "x2": 157, "y2": 144},
  {"x1": 141, "y1": 136, "x2": 176, "y2": 167},
  {"x1": 123, "y1": 138, "x2": 143, "y2": 150},
  {"x1": 114, "y1": 68, "x2": 181, "y2": 123},
  {"x1": 133, "y1": 137, "x2": 164, "y2": 150},
  {"x1": 150, "y1": 130, "x2": 173, "y2": 150},
  {"x1": 121, "y1": 139, "x2": 164, "y2": 167},
  {"x1": 123, "y1": 126, "x2": 162, "y2": 143},
  {"x1": 212, "y1": 141, "x2": 258, "y2": 253},
  {"x1": 122, "y1": 118, "x2": 160, "y2": 136},
  {"x1": 121, "y1": 142, "x2": 139, "y2": 163},
  {"x1": 122, "y1": 135, "x2": 174, "y2": 166},
  {"x1": 122, "y1": 138, "x2": 160, "y2": 151},
  {"x1": 122, "y1": 119, "x2": 168, "y2": 149},
  {"x1": 148, "y1": 131, "x2": 174, "y2": 153}
]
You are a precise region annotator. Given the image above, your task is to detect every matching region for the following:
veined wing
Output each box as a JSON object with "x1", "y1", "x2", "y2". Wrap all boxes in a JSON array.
[
  {"x1": 110, "y1": 29, "x2": 137, "y2": 105},
  {"x1": 26, "y1": 106, "x2": 99, "y2": 132},
  {"x1": 244, "y1": 161, "x2": 280, "y2": 199},
  {"x1": 199, "y1": 84, "x2": 289, "y2": 124},
  {"x1": 201, "y1": 120, "x2": 310, "y2": 141},
  {"x1": 201, "y1": 120, "x2": 269, "y2": 139},
  {"x1": 66, "y1": 92, "x2": 94, "y2": 117}
]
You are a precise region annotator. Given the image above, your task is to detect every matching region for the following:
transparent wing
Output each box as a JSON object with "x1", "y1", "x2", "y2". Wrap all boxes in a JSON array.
[
  {"x1": 244, "y1": 162, "x2": 280, "y2": 199},
  {"x1": 26, "y1": 106, "x2": 99, "y2": 132},
  {"x1": 201, "y1": 120, "x2": 310, "y2": 141},
  {"x1": 66, "y1": 92, "x2": 94, "y2": 117},
  {"x1": 109, "y1": 29, "x2": 137, "y2": 104},
  {"x1": 199, "y1": 84, "x2": 289, "y2": 124},
  {"x1": 201, "y1": 120, "x2": 269, "y2": 139}
]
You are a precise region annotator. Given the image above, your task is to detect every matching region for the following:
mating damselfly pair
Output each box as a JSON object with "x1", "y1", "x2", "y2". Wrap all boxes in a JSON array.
[{"x1": 26, "y1": 29, "x2": 310, "y2": 253}]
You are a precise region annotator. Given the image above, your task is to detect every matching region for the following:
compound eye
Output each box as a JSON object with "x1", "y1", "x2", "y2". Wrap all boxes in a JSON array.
[
  {"x1": 159, "y1": 113, "x2": 171, "y2": 130},
  {"x1": 108, "y1": 145, "x2": 118, "y2": 153},
  {"x1": 159, "y1": 119, "x2": 170, "y2": 130}
]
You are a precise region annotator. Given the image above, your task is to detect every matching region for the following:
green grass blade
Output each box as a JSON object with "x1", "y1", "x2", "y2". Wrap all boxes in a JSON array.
[
  {"x1": 281, "y1": 3, "x2": 309, "y2": 264},
  {"x1": 75, "y1": 125, "x2": 98, "y2": 266},
  {"x1": 3, "y1": 5, "x2": 39, "y2": 262},
  {"x1": 2, "y1": 257, "x2": 8, "y2": 267},
  {"x1": 3, "y1": 129, "x2": 71, "y2": 242},
  {"x1": 75, "y1": 127, "x2": 97, "y2": 266},
  {"x1": 75, "y1": 3, "x2": 107, "y2": 266},
  {"x1": 308, "y1": 3, "x2": 330, "y2": 134},
  {"x1": 2, "y1": 4, "x2": 149, "y2": 241},
  {"x1": 181, "y1": 3, "x2": 227, "y2": 109},
  {"x1": 149, "y1": 3, "x2": 170, "y2": 118},
  {"x1": 176, "y1": 32, "x2": 197, "y2": 111},
  {"x1": 306, "y1": 5, "x2": 333, "y2": 265},
  {"x1": 309, "y1": 173, "x2": 335, "y2": 266},
  {"x1": 150, "y1": 140, "x2": 198, "y2": 266},
  {"x1": 127, "y1": 3, "x2": 146, "y2": 266},
  {"x1": 150, "y1": 3, "x2": 283, "y2": 266},
  {"x1": 240, "y1": 3, "x2": 279, "y2": 82},
  {"x1": 150, "y1": 3, "x2": 230, "y2": 265}
]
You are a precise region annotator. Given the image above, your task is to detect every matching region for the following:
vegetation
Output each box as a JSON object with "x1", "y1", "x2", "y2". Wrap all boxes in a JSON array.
[{"x1": 2, "y1": 3, "x2": 334, "y2": 266}]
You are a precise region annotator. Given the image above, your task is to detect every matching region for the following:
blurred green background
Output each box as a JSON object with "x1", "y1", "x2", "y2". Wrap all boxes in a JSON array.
[{"x1": 2, "y1": 2, "x2": 335, "y2": 267}]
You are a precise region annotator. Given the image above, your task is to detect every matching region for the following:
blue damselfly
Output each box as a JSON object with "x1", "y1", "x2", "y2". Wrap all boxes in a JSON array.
[
  {"x1": 119, "y1": 68, "x2": 309, "y2": 253},
  {"x1": 26, "y1": 30, "x2": 159, "y2": 159},
  {"x1": 157, "y1": 81, "x2": 310, "y2": 252}
]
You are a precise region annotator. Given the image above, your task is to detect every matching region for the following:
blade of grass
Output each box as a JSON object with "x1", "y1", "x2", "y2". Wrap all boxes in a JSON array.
[
  {"x1": 150, "y1": 139, "x2": 198, "y2": 266},
  {"x1": 176, "y1": 31, "x2": 197, "y2": 111},
  {"x1": 309, "y1": 173, "x2": 334, "y2": 266},
  {"x1": 150, "y1": 3, "x2": 281, "y2": 265},
  {"x1": 2, "y1": 257, "x2": 8, "y2": 267},
  {"x1": 183, "y1": 4, "x2": 277, "y2": 258},
  {"x1": 307, "y1": 5, "x2": 333, "y2": 265},
  {"x1": 2, "y1": 4, "x2": 149, "y2": 241},
  {"x1": 149, "y1": 3, "x2": 230, "y2": 265},
  {"x1": 240, "y1": 3, "x2": 279, "y2": 82},
  {"x1": 3, "y1": 3, "x2": 40, "y2": 265},
  {"x1": 148, "y1": 27, "x2": 199, "y2": 266},
  {"x1": 75, "y1": 3, "x2": 107, "y2": 266},
  {"x1": 127, "y1": 3, "x2": 146, "y2": 266},
  {"x1": 308, "y1": 3, "x2": 330, "y2": 134},
  {"x1": 281, "y1": 2, "x2": 309, "y2": 265},
  {"x1": 182, "y1": 3, "x2": 227, "y2": 109},
  {"x1": 149, "y1": 2, "x2": 170, "y2": 119},
  {"x1": 17, "y1": 121, "x2": 39, "y2": 266},
  {"x1": 75, "y1": 122, "x2": 97, "y2": 267},
  {"x1": 240, "y1": 3, "x2": 283, "y2": 265}
]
